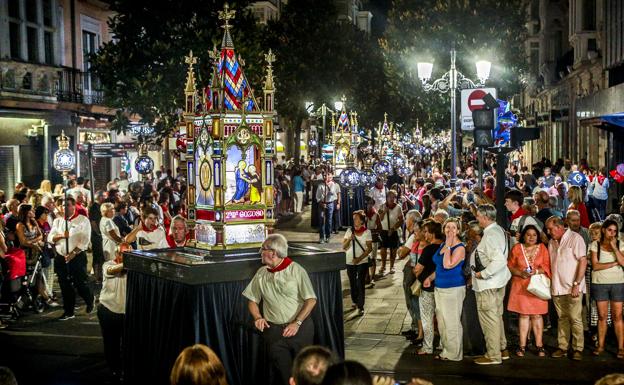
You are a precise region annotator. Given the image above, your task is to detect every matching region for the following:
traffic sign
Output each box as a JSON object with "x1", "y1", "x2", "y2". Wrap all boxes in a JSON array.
[{"x1": 460, "y1": 88, "x2": 496, "y2": 131}]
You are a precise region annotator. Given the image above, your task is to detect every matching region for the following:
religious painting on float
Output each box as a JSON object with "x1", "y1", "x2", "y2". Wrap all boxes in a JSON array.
[
  {"x1": 225, "y1": 146, "x2": 262, "y2": 204},
  {"x1": 225, "y1": 123, "x2": 264, "y2": 206}
]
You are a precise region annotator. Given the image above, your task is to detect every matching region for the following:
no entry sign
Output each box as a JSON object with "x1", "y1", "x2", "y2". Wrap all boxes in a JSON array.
[{"x1": 460, "y1": 88, "x2": 496, "y2": 131}]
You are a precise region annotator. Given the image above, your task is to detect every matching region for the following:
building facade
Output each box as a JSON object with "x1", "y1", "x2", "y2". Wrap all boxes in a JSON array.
[
  {"x1": 518, "y1": 0, "x2": 624, "y2": 177},
  {"x1": 0, "y1": 0, "x2": 119, "y2": 195}
]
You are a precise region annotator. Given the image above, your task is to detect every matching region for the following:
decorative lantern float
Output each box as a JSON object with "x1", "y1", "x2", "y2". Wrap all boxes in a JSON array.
[
  {"x1": 330, "y1": 96, "x2": 360, "y2": 176},
  {"x1": 179, "y1": 4, "x2": 276, "y2": 250}
]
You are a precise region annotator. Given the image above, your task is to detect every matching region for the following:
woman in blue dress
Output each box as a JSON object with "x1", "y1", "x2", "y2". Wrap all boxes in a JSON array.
[{"x1": 232, "y1": 160, "x2": 250, "y2": 203}]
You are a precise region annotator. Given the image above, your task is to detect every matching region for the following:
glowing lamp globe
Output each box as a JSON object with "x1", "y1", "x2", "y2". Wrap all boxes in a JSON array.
[
  {"x1": 399, "y1": 166, "x2": 411, "y2": 176},
  {"x1": 135, "y1": 154, "x2": 154, "y2": 175},
  {"x1": 360, "y1": 168, "x2": 377, "y2": 188},
  {"x1": 390, "y1": 154, "x2": 406, "y2": 168},
  {"x1": 339, "y1": 166, "x2": 361, "y2": 189},
  {"x1": 53, "y1": 130, "x2": 75, "y2": 174},
  {"x1": 373, "y1": 160, "x2": 392, "y2": 177}
]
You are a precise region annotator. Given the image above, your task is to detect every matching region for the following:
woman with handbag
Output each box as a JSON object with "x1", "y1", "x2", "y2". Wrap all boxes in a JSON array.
[
  {"x1": 589, "y1": 219, "x2": 624, "y2": 358},
  {"x1": 376, "y1": 190, "x2": 404, "y2": 275},
  {"x1": 414, "y1": 220, "x2": 443, "y2": 355},
  {"x1": 342, "y1": 210, "x2": 373, "y2": 316},
  {"x1": 507, "y1": 224, "x2": 551, "y2": 357}
]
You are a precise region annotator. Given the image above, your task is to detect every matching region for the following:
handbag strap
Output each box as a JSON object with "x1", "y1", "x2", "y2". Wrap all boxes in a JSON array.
[
  {"x1": 352, "y1": 230, "x2": 366, "y2": 258},
  {"x1": 520, "y1": 244, "x2": 532, "y2": 270}
]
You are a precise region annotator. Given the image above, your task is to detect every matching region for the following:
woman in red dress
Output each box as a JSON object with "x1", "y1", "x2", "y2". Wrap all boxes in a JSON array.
[{"x1": 507, "y1": 224, "x2": 551, "y2": 357}]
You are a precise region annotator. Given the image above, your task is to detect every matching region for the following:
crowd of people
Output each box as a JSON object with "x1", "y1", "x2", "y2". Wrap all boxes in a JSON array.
[
  {"x1": 334, "y1": 153, "x2": 624, "y2": 366},
  {"x1": 3, "y1": 150, "x2": 624, "y2": 384},
  {"x1": 0, "y1": 167, "x2": 192, "y2": 380}
]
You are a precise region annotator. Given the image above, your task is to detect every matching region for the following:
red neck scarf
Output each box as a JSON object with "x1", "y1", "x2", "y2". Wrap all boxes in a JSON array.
[
  {"x1": 354, "y1": 225, "x2": 367, "y2": 236},
  {"x1": 511, "y1": 207, "x2": 527, "y2": 220},
  {"x1": 67, "y1": 210, "x2": 80, "y2": 222},
  {"x1": 386, "y1": 202, "x2": 397, "y2": 210},
  {"x1": 142, "y1": 222, "x2": 158, "y2": 233},
  {"x1": 598, "y1": 175, "x2": 606, "y2": 185},
  {"x1": 366, "y1": 207, "x2": 377, "y2": 219},
  {"x1": 267, "y1": 257, "x2": 292, "y2": 273}
]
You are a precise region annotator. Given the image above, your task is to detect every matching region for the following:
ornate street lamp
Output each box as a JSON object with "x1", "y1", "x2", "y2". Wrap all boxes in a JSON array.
[
  {"x1": 53, "y1": 130, "x2": 76, "y2": 255},
  {"x1": 417, "y1": 46, "x2": 491, "y2": 181},
  {"x1": 373, "y1": 159, "x2": 392, "y2": 177},
  {"x1": 135, "y1": 143, "x2": 154, "y2": 180}
]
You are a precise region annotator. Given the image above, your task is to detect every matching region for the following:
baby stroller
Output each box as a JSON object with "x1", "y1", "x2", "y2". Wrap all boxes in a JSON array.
[{"x1": 0, "y1": 247, "x2": 46, "y2": 319}]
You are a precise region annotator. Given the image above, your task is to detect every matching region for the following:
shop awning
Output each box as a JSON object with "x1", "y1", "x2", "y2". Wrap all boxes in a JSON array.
[{"x1": 602, "y1": 112, "x2": 624, "y2": 128}]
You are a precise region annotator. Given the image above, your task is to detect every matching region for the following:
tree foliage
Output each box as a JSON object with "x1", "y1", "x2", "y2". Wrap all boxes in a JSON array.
[
  {"x1": 381, "y1": 0, "x2": 528, "y2": 134},
  {"x1": 263, "y1": 0, "x2": 387, "y2": 127},
  {"x1": 91, "y1": 0, "x2": 265, "y2": 141}
]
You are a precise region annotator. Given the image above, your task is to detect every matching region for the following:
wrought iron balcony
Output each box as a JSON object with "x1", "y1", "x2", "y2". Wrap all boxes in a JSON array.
[{"x1": 56, "y1": 67, "x2": 104, "y2": 105}]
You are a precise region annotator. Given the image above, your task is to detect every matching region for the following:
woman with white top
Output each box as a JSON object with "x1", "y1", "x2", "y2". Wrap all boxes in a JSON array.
[
  {"x1": 590, "y1": 219, "x2": 624, "y2": 358},
  {"x1": 376, "y1": 190, "x2": 404, "y2": 275},
  {"x1": 100, "y1": 203, "x2": 123, "y2": 261},
  {"x1": 343, "y1": 210, "x2": 373, "y2": 316},
  {"x1": 97, "y1": 242, "x2": 131, "y2": 380}
]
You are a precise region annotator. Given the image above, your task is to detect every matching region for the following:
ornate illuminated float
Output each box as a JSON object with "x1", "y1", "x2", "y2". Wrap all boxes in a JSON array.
[
  {"x1": 329, "y1": 96, "x2": 360, "y2": 175},
  {"x1": 179, "y1": 4, "x2": 276, "y2": 250}
]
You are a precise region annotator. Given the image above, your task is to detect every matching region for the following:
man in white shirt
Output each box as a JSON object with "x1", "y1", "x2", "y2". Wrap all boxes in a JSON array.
[
  {"x1": 125, "y1": 206, "x2": 169, "y2": 250},
  {"x1": 472, "y1": 204, "x2": 511, "y2": 365},
  {"x1": 48, "y1": 196, "x2": 94, "y2": 321},
  {"x1": 546, "y1": 216, "x2": 587, "y2": 361},
  {"x1": 367, "y1": 177, "x2": 387, "y2": 211},
  {"x1": 67, "y1": 176, "x2": 91, "y2": 205},
  {"x1": 315, "y1": 172, "x2": 341, "y2": 244},
  {"x1": 117, "y1": 171, "x2": 130, "y2": 193}
]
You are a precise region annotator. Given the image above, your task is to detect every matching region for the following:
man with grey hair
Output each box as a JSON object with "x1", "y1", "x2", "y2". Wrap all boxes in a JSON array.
[
  {"x1": 243, "y1": 234, "x2": 317, "y2": 385},
  {"x1": 566, "y1": 210, "x2": 590, "y2": 246},
  {"x1": 471, "y1": 204, "x2": 511, "y2": 365},
  {"x1": 433, "y1": 209, "x2": 449, "y2": 224}
]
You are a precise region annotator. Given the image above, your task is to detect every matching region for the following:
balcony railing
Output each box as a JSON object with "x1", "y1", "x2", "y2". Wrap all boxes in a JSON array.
[{"x1": 56, "y1": 67, "x2": 104, "y2": 105}]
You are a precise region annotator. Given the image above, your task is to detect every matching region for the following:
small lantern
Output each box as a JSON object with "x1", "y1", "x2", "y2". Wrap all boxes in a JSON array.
[
  {"x1": 373, "y1": 159, "x2": 392, "y2": 177},
  {"x1": 135, "y1": 144, "x2": 154, "y2": 176},
  {"x1": 53, "y1": 130, "x2": 76, "y2": 175},
  {"x1": 135, "y1": 155, "x2": 154, "y2": 175},
  {"x1": 390, "y1": 154, "x2": 406, "y2": 168},
  {"x1": 360, "y1": 168, "x2": 377, "y2": 188},
  {"x1": 339, "y1": 166, "x2": 361, "y2": 190}
]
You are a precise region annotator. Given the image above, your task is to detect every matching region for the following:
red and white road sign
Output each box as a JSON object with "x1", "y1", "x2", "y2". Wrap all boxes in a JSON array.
[{"x1": 460, "y1": 88, "x2": 496, "y2": 131}]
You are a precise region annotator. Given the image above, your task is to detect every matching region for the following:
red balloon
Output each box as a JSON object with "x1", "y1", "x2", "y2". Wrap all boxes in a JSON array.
[{"x1": 610, "y1": 169, "x2": 618, "y2": 178}]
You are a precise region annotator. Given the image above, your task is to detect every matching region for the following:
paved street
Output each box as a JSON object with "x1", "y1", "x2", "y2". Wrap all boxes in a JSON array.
[{"x1": 1, "y1": 205, "x2": 624, "y2": 384}]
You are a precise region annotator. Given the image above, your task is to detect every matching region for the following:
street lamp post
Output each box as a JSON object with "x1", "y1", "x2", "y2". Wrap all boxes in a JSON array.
[
  {"x1": 417, "y1": 46, "x2": 491, "y2": 181},
  {"x1": 53, "y1": 130, "x2": 76, "y2": 255}
]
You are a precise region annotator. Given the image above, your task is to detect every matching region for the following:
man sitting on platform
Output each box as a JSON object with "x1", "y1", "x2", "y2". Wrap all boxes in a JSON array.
[{"x1": 243, "y1": 234, "x2": 318, "y2": 385}]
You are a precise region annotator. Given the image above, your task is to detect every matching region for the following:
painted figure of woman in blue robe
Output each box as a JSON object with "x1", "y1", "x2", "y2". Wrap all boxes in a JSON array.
[{"x1": 232, "y1": 160, "x2": 250, "y2": 203}]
